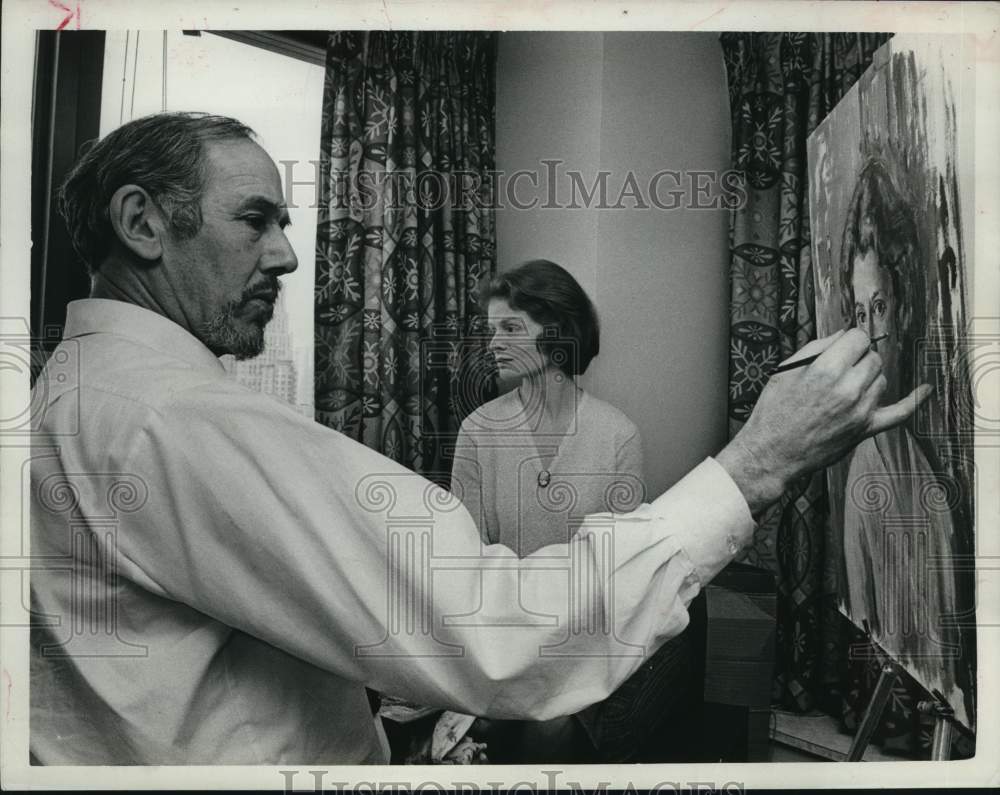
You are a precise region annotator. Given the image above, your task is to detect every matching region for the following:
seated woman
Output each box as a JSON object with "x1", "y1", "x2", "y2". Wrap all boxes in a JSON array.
[{"x1": 449, "y1": 259, "x2": 701, "y2": 763}]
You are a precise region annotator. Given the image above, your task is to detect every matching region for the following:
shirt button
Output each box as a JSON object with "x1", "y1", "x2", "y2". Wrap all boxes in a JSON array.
[{"x1": 726, "y1": 534, "x2": 741, "y2": 555}]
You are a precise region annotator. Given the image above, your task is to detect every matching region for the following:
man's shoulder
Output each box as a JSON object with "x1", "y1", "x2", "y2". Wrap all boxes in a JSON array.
[
  {"x1": 36, "y1": 332, "x2": 264, "y2": 433},
  {"x1": 45, "y1": 339, "x2": 313, "y2": 468},
  {"x1": 90, "y1": 343, "x2": 234, "y2": 408}
]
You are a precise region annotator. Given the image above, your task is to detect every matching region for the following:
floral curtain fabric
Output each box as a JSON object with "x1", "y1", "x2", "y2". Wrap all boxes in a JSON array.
[
  {"x1": 721, "y1": 32, "x2": 969, "y2": 758},
  {"x1": 315, "y1": 31, "x2": 497, "y2": 481}
]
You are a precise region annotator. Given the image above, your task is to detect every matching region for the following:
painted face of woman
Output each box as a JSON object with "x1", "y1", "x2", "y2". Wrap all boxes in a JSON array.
[
  {"x1": 851, "y1": 248, "x2": 900, "y2": 401},
  {"x1": 486, "y1": 298, "x2": 548, "y2": 380}
]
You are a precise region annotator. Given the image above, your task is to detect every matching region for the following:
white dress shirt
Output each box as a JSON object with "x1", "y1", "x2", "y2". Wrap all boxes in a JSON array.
[{"x1": 30, "y1": 298, "x2": 754, "y2": 764}]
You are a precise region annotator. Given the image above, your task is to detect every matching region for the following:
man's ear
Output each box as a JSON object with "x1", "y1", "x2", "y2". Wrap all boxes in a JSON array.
[{"x1": 107, "y1": 185, "x2": 166, "y2": 262}]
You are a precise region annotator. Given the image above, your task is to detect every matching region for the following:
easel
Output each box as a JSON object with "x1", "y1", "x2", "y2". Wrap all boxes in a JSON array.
[{"x1": 845, "y1": 629, "x2": 956, "y2": 761}]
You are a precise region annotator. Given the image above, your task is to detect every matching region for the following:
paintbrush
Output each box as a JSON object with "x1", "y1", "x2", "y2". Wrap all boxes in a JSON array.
[{"x1": 772, "y1": 333, "x2": 888, "y2": 375}]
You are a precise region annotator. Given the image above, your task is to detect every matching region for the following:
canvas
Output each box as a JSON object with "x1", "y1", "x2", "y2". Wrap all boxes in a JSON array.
[{"x1": 808, "y1": 34, "x2": 976, "y2": 731}]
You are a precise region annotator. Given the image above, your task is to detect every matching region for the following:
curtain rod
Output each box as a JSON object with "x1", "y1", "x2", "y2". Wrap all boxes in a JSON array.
[{"x1": 205, "y1": 31, "x2": 326, "y2": 67}]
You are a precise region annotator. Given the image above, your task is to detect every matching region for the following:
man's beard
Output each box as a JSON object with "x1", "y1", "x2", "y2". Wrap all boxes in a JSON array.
[{"x1": 201, "y1": 278, "x2": 281, "y2": 360}]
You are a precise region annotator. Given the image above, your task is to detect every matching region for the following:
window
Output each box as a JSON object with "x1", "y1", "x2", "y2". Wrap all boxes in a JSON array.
[{"x1": 100, "y1": 31, "x2": 324, "y2": 417}]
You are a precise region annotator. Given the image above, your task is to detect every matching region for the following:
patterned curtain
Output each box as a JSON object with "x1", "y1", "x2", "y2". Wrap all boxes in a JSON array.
[
  {"x1": 315, "y1": 32, "x2": 497, "y2": 482},
  {"x1": 721, "y1": 33, "x2": 970, "y2": 759}
]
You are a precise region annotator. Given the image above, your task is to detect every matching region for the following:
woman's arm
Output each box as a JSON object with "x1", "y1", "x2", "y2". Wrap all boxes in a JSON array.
[
  {"x1": 613, "y1": 424, "x2": 646, "y2": 512},
  {"x1": 450, "y1": 422, "x2": 488, "y2": 542}
]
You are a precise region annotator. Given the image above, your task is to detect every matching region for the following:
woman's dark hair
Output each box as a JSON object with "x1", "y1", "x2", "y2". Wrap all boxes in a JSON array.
[
  {"x1": 58, "y1": 111, "x2": 257, "y2": 273},
  {"x1": 484, "y1": 259, "x2": 600, "y2": 376},
  {"x1": 839, "y1": 159, "x2": 925, "y2": 393}
]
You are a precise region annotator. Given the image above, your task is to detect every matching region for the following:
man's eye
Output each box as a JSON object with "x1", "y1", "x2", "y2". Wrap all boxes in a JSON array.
[
  {"x1": 855, "y1": 307, "x2": 867, "y2": 325},
  {"x1": 872, "y1": 299, "x2": 886, "y2": 318},
  {"x1": 244, "y1": 215, "x2": 266, "y2": 230}
]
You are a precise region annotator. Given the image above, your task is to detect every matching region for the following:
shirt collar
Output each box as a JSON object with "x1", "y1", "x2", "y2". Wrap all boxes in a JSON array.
[{"x1": 63, "y1": 298, "x2": 226, "y2": 373}]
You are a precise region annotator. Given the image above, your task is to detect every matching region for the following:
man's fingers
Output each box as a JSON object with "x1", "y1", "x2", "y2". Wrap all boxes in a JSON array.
[
  {"x1": 868, "y1": 383, "x2": 934, "y2": 436},
  {"x1": 841, "y1": 348, "x2": 884, "y2": 398},
  {"x1": 811, "y1": 327, "x2": 874, "y2": 373},
  {"x1": 779, "y1": 328, "x2": 846, "y2": 367}
]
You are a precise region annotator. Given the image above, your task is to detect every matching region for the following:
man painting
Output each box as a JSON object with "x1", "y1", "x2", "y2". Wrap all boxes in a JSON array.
[{"x1": 30, "y1": 111, "x2": 927, "y2": 764}]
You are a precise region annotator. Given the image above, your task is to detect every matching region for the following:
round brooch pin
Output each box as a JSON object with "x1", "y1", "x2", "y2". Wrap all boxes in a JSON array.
[{"x1": 537, "y1": 470, "x2": 551, "y2": 488}]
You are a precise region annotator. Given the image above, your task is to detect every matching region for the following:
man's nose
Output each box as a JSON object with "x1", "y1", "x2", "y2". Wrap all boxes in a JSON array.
[{"x1": 261, "y1": 230, "x2": 299, "y2": 275}]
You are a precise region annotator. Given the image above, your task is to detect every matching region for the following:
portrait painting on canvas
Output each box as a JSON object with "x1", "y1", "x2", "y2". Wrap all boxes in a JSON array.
[{"x1": 808, "y1": 34, "x2": 976, "y2": 730}]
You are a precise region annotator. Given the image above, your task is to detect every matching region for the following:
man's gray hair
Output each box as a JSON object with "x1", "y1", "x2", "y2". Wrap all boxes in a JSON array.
[{"x1": 58, "y1": 111, "x2": 257, "y2": 273}]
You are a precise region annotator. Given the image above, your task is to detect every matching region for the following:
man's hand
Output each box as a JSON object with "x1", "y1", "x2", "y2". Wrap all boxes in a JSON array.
[{"x1": 716, "y1": 328, "x2": 932, "y2": 517}]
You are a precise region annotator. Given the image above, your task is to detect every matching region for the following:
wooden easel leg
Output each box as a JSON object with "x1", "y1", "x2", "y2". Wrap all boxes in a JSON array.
[
  {"x1": 930, "y1": 715, "x2": 953, "y2": 760},
  {"x1": 919, "y1": 699, "x2": 955, "y2": 761},
  {"x1": 846, "y1": 662, "x2": 898, "y2": 762}
]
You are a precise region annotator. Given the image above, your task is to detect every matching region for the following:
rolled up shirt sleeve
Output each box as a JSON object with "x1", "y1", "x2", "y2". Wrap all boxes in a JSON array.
[
  {"x1": 647, "y1": 456, "x2": 756, "y2": 587},
  {"x1": 117, "y1": 381, "x2": 755, "y2": 721}
]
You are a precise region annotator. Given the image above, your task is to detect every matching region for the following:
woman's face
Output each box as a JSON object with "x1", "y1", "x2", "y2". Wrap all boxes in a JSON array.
[
  {"x1": 851, "y1": 248, "x2": 899, "y2": 399},
  {"x1": 486, "y1": 298, "x2": 547, "y2": 381}
]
